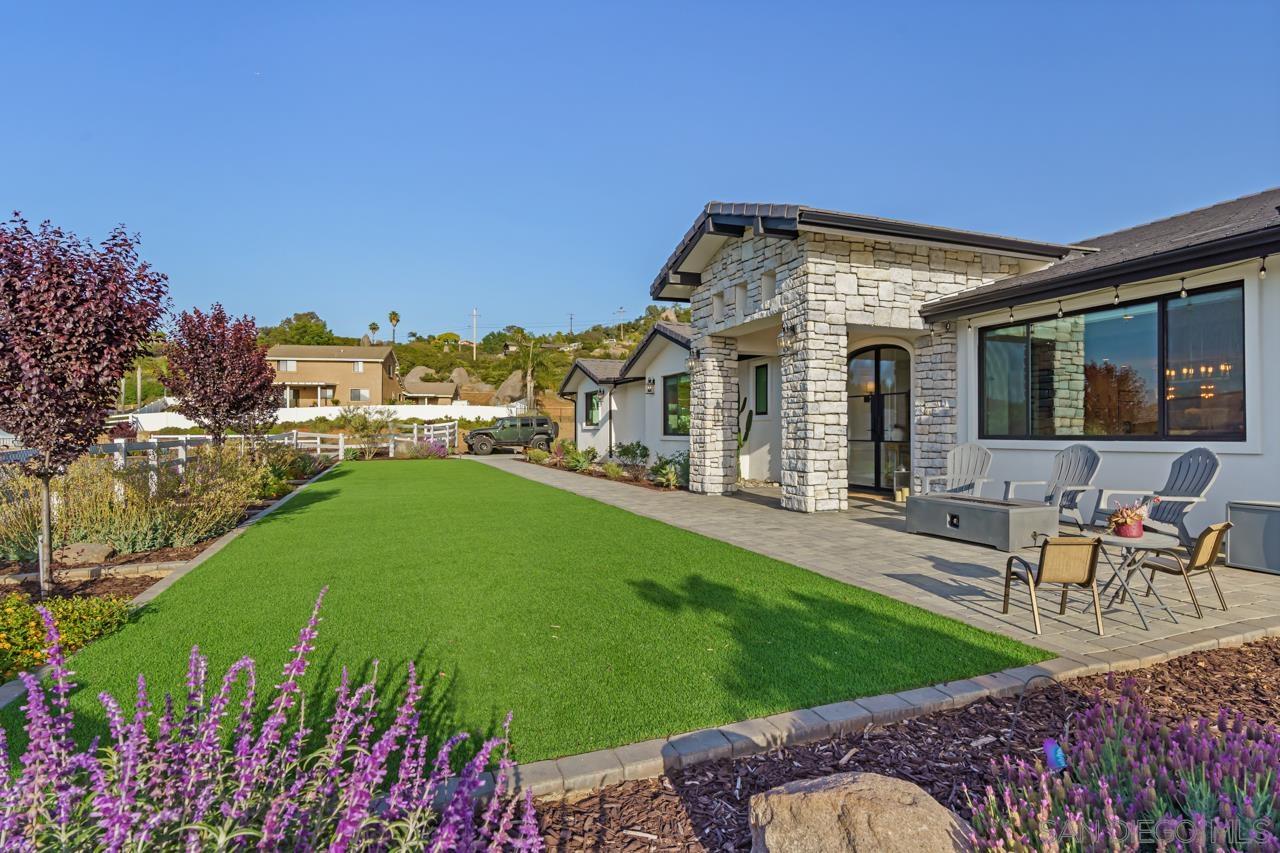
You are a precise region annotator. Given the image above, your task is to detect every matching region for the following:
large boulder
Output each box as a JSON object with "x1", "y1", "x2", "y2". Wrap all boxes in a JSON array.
[
  {"x1": 492, "y1": 370, "x2": 526, "y2": 404},
  {"x1": 449, "y1": 367, "x2": 475, "y2": 386},
  {"x1": 53, "y1": 542, "x2": 116, "y2": 567},
  {"x1": 749, "y1": 772, "x2": 969, "y2": 853}
]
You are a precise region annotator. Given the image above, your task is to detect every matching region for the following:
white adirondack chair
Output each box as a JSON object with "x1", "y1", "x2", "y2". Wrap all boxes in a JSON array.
[
  {"x1": 1004, "y1": 443, "x2": 1101, "y2": 529},
  {"x1": 923, "y1": 443, "x2": 992, "y2": 495},
  {"x1": 1091, "y1": 447, "x2": 1221, "y2": 547}
]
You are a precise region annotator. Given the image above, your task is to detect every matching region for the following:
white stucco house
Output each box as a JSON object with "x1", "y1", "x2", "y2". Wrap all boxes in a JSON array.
[
  {"x1": 645, "y1": 188, "x2": 1278, "y2": 530},
  {"x1": 557, "y1": 322, "x2": 692, "y2": 461}
]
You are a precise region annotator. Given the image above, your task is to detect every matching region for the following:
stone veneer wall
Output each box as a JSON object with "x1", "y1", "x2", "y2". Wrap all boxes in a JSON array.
[
  {"x1": 686, "y1": 228, "x2": 1030, "y2": 509},
  {"x1": 688, "y1": 335, "x2": 739, "y2": 495}
]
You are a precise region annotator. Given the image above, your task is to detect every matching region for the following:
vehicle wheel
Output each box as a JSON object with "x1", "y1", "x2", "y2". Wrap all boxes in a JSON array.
[
  {"x1": 471, "y1": 436, "x2": 494, "y2": 456},
  {"x1": 528, "y1": 435, "x2": 550, "y2": 453}
]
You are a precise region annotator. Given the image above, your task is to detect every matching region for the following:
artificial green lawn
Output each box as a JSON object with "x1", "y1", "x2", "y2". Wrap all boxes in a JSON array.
[{"x1": 4, "y1": 460, "x2": 1050, "y2": 763}]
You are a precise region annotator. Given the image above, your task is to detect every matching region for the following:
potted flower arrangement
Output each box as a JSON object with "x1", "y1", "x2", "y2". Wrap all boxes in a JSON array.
[{"x1": 1107, "y1": 496, "x2": 1158, "y2": 538}]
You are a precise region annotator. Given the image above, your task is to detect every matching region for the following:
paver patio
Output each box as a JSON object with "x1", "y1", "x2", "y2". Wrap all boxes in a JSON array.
[{"x1": 474, "y1": 455, "x2": 1280, "y2": 663}]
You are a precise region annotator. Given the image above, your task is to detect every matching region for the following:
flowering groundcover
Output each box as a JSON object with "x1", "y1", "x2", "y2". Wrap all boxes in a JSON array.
[{"x1": 0, "y1": 589, "x2": 542, "y2": 851}]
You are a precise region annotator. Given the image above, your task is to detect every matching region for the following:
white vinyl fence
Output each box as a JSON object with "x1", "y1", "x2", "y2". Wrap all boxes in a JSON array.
[{"x1": 0, "y1": 421, "x2": 460, "y2": 473}]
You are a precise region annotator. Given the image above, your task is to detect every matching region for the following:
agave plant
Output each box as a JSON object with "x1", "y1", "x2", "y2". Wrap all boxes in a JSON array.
[{"x1": 0, "y1": 591, "x2": 544, "y2": 851}]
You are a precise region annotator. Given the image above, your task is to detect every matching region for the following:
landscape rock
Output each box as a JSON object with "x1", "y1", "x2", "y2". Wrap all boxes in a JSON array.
[
  {"x1": 493, "y1": 370, "x2": 526, "y2": 403},
  {"x1": 53, "y1": 542, "x2": 116, "y2": 567},
  {"x1": 748, "y1": 772, "x2": 969, "y2": 853},
  {"x1": 449, "y1": 367, "x2": 475, "y2": 386}
]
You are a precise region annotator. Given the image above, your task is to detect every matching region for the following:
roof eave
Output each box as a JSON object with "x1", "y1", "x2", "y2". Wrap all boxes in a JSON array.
[{"x1": 921, "y1": 226, "x2": 1280, "y2": 321}]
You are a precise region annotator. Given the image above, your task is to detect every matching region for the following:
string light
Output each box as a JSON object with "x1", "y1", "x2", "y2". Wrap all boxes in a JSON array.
[{"x1": 1179, "y1": 278, "x2": 1187, "y2": 299}]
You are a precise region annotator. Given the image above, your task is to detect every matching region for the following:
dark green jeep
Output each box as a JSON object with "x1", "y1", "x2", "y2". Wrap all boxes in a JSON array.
[{"x1": 465, "y1": 415, "x2": 558, "y2": 455}]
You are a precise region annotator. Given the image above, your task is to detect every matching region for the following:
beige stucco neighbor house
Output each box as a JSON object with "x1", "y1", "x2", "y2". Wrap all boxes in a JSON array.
[
  {"x1": 650, "y1": 190, "x2": 1279, "y2": 527},
  {"x1": 401, "y1": 366, "x2": 459, "y2": 404},
  {"x1": 267, "y1": 344, "x2": 400, "y2": 406}
]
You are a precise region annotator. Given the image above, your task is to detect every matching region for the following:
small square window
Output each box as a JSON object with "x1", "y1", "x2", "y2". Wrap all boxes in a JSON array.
[
  {"x1": 353, "y1": 361, "x2": 364, "y2": 373},
  {"x1": 278, "y1": 359, "x2": 297, "y2": 372},
  {"x1": 350, "y1": 389, "x2": 371, "y2": 403}
]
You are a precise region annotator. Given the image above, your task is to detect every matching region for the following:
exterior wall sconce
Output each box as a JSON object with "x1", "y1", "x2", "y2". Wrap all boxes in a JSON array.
[
  {"x1": 685, "y1": 349, "x2": 700, "y2": 374},
  {"x1": 777, "y1": 322, "x2": 798, "y2": 354}
]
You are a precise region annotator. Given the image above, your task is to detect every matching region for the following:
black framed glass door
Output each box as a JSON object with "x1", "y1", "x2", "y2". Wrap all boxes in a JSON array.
[{"x1": 848, "y1": 345, "x2": 911, "y2": 490}]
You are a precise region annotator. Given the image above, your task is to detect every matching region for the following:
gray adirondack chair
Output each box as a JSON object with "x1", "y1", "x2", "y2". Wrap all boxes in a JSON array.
[
  {"x1": 1004, "y1": 443, "x2": 1101, "y2": 529},
  {"x1": 923, "y1": 443, "x2": 992, "y2": 495},
  {"x1": 1091, "y1": 447, "x2": 1220, "y2": 547}
]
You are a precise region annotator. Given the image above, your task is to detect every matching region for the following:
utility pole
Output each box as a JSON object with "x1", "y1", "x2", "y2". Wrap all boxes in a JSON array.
[
  {"x1": 568, "y1": 313, "x2": 574, "y2": 335},
  {"x1": 471, "y1": 308, "x2": 478, "y2": 361},
  {"x1": 615, "y1": 306, "x2": 626, "y2": 340}
]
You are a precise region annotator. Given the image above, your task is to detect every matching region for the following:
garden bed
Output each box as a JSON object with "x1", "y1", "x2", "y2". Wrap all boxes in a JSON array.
[
  {"x1": 9, "y1": 573, "x2": 161, "y2": 600},
  {"x1": 520, "y1": 456, "x2": 680, "y2": 492},
  {"x1": 536, "y1": 637, "x2": 1280, "y2": 851}
]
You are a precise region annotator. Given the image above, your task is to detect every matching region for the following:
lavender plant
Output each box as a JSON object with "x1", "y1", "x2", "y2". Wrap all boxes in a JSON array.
[
  {"x1": 0, "y1": 590, "x2": 544, "y2": 850},
  {"x1": 969, "y1": 682, "x2": 1280, "y2": 851}
]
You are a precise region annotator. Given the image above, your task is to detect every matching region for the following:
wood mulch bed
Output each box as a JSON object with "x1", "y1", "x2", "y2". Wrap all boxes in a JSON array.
[
  {"x1": 9, "y1": 573, "x2": 162, "y2": 600},
  {"x1": 536, "y1": 638, "x2": 1280, "y2": 852},
  {"x1": 1, "y1": 541, "x2": 212, "y2": 578}
]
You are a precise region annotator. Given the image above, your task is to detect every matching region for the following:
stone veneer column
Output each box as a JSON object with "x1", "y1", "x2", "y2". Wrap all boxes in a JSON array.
[
  {"x1": 779, "y1": 269, "x2": 848, "y2": 512},
  {"x1": 688, "y1": 335, "x2": 738, "y2": 495},
  {"x1": 912, "y1": 327, "x2": 958, "y2": 492}
]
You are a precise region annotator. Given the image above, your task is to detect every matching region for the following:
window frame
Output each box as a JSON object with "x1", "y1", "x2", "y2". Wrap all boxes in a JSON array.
[
  {"x1": 753, "y1": 362, "x2": 769, "y2": 416},
  {"x1": 352, "y1": 361, "x2": 364, "y2": 373},
  {"x1": 977, "y1": 280, "x2": 1246, "y2": 442},
  {"x1": 662, "y1": 372, "x2": 691, "y2": 436},
  {"x1": 583, "y1": 390, "x2": 602, "y2": 427},
  {"x1": 350, "y1": 388, "x2": 371, "y2": 403}
]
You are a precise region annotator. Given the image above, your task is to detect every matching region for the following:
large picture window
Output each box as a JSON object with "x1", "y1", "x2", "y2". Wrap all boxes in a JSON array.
[
  {"x1": 979, "y1": 283, "x2": 1245, "y2": 441},
  {"x1": 584, "y1": 390, "x2": 602, "y2": 426},
  {"x1": 663, "y1": 372, "x2": 691, "y2": 435}
]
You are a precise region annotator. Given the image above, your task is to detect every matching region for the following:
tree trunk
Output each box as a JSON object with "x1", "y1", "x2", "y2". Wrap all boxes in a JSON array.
[{"x1": 39, "y1": 474, "x2": 53, "y2": 599}]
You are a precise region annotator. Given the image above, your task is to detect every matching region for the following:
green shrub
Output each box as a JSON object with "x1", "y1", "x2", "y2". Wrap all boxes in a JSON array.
[
  {"x1": 564, "y1": 445, "x2": 597, "y2": 472},
  {"x1": 343, "y1": 448, "x2": 360, "y2": 461},
  {"x1": 0, "y1": 591, "x2": 131, "y2": 680},
  {"x1": 652, "y1": 465, "x2": 679, "y2": 490},
  {"x1": 612, "y1": 441, "x2": 649, "y2": 467},
  {"x1": 526, "y1": 448, "x2": 550, "y2": 464},
  {"x1": 602, "y1": 462, "x2": 625, "y2": 480}
]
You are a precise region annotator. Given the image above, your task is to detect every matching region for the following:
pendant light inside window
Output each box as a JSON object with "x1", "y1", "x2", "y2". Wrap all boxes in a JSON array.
[
  {"x1": 1113, "y1": 286, "x2": 1120, "y2": 305},
  {"x1": 1179, "y1": 278, "x2": 1188, "y2": 299},
  {"x1": 1262, "y1": 259, "x2": 1268, "y2": 280},
  {"x1": 1056, "y1": 301, "x2": 1064, "y2": 318},
  {"x1": 1008, "y1": 306, "x2": 1015, "y2": 322}
]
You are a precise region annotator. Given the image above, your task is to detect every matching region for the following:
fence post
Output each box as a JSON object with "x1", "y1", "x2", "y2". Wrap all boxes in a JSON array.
[
  {"x1": 413, "y1": 423, "x2": 420, "y2": 442},
  {"x1": 176, "y1": 436, "x2": 189, "y2": 477},
  {"x1": 291, "y1": 430, "x2": 298, "y2": 449},
  {"x1": 146, "y1": 441, "x2": 159, "y2": 495},
  {"x1": 388, "y1": 433, "x2": 395, "y2": 458},
  {"x1": 338, "y1": 433, "x2": 346, "y2": 460},
  {"x1": 113, "y1": 438, "x2": 128, "y2": 500}
]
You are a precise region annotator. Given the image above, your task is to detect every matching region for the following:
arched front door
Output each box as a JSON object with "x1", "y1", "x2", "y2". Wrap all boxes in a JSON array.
[{"x1": 848, "y1": 345, "x2": 910, "y2": 490}]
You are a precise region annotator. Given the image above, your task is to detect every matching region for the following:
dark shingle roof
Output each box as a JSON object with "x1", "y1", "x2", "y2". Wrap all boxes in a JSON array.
[
  {"x1": 619, "y1": 322, "x2": 692, "y2": 379},
  {"x1": 922, "y1": 187, "x2": 1280, "y2": 320},
  {"x1": 651, "y1": 202, "x2": 1082, "y2": 300},
  {"x1": 266, "y1": 344, "x2": 393, "y2": 360},
  {"x1": 556, "y1": 358, "x2": 627, "y2": 395}
]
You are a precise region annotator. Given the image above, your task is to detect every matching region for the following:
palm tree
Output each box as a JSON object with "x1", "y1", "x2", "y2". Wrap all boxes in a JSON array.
[
  {"x1": 388, "y1": 311, "x2": 400, "y2": 344},
  {"x1": 368, "y1": 322, "x2": 380, "y2": 342}
]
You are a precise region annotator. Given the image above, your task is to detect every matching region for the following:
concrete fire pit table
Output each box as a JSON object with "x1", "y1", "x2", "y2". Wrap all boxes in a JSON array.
[{"x1": 905, "y1": 494, "x2": 1060, "y2": 552}]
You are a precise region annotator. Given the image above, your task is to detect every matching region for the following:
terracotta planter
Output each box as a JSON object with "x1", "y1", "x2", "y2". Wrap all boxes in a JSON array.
[{"x1": 1113, "y1": 520, "x2": 1144, "y2": 538}]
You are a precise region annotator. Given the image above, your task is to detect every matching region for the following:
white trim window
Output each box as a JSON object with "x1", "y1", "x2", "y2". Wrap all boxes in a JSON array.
[
  {"x1": 353, "y1": 361, "x2": 365, "y2": 373},
  {"x1": 278, "y1": 359, "x2": 297, "y2": 372},
  {"x1": 350, "y1": 388, "x2": 371, "y2": 403}
]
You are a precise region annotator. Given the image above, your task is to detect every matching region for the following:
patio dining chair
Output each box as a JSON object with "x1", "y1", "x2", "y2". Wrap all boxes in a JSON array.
[
  {"x1": 1003, "y1": 443, "x2": 1101, "y2": 529},
  {"x1": 1090, "y1": 447, "x2": 1220, "y2": 547},
  {"x1": 1003, "y1": 536, "x2": 1105, "y2": 636},
  {"x1": 922, "y1": 442, "x2": 992, "y2": 495},
  {"x1": 1138, "y1": 522, "x2": 1231, "y2": 618}
]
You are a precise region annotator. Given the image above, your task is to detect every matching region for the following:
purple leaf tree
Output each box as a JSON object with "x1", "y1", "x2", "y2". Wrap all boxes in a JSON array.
[
  {"x1": 0, "y1": 214, "x2": 168, "y2": 596},
  {"x1": 162, "y1": 303, "x2": 278, "y2": 444}
]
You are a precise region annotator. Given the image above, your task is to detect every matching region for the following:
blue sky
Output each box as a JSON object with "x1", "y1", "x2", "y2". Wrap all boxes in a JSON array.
[{"x1": 3, "y1": 2, "x2": 1277, "y2": 339}]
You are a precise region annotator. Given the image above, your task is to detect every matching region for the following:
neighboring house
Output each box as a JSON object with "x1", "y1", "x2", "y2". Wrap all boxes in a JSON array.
[
  {"x1": 268, "y1": 344, "x2": 400, "y2": 407},
  {"x1": 648, "y1": 190, "x2": 1278, "y2": 525},
  {"x1": 557, "y1": 322, "x2": 693, "y2": 459},
  {"x1": 401, "y1": 367, "x2": 459, "y2": 404}
]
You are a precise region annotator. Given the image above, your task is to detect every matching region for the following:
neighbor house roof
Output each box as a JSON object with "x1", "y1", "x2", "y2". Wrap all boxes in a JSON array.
[
  {"x1": 618, "y1": 321, "x2": 692, "y2": 378},
  {"x1": 267, "y1": 344, "x2": 394, "y2": 361},
  {"x1": 921, "y1": 187, "x2": 1280, "y2": 321},
  {"x1": 556, "y1": 358, "x2": 627, "y2": 395},
  {"x1": 651, "y1": 202, "x2": 1085, "y2": 300}
]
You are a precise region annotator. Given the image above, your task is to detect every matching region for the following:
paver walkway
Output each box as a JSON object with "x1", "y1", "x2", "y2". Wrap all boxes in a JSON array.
[{"x1": 472, "y1": 455, "x2": 1280, "y2": 663}]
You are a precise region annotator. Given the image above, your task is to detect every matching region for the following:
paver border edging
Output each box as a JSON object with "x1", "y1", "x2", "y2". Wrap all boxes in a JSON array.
[
  {"x1": 0, "y1": 462, "x2": 344, "y2": 710},
  {"x1": 513, "y1": 619, "x2": 1280, "y2": 799}
]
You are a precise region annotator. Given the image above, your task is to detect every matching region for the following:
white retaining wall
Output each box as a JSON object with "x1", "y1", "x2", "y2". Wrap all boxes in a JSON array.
[{"x1": 132, "y1": 402, "x2": 523, "y2": 432}]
